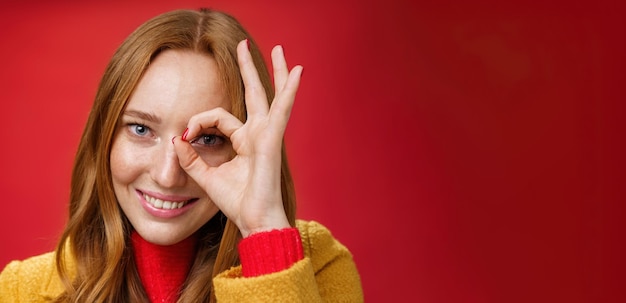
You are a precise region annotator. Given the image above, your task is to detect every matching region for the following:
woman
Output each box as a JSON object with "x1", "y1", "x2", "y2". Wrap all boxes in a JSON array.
[{"x1": 0, "y1": 8, "x2": 362, "y2": 302}]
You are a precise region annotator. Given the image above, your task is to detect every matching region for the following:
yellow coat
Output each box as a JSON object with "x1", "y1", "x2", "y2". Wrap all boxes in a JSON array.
[{"x1": 0, "y1": 220, "x2": 363, "y2": 302}]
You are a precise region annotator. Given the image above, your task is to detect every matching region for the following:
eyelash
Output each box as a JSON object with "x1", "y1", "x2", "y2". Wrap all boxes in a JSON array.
[
  {"x1": 128, "y1": 123, "x2": 152, "y2": 137},
  {"x1": 189, "y1": 134, "x2": 226, "y2": 148},
  {"x1": 125, "y1": 122, "x2": 225, "y2": 148}
]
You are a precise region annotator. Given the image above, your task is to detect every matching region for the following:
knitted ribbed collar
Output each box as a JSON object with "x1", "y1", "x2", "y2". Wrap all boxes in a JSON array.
[{"x1": 131, "y1": 231, "x2": 198, "y2": 303}]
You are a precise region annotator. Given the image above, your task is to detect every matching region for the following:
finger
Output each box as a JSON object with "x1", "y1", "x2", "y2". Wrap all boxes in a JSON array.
[
  {"x1": 270, "y1": 65, "x2": 303, "y2": 128},
  {"x1": 185, "y1": 107, "x2": 244, "y2": 141},
  {"x1": 271, "y1": 45, "x2": 288, "y2": 96},
  {"x1": 172, "y1": 136, "x2": 214, "y2": 188},
  {"x1": 237, "y1": 39, "x2": 268, "y2": 116}
]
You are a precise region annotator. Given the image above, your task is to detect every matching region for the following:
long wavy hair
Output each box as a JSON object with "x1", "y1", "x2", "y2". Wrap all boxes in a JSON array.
[{"x1": 53, "y1": 8, "x2": 297, "y2": 302}]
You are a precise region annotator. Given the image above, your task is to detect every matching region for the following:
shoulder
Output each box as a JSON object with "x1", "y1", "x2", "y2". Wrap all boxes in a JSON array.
[
  {"x1": 1, "y1": 252, "x2": 58, "y2": 285},
  {"x1": 0, "y1": 251, "x2": 62, "y2": 301}
]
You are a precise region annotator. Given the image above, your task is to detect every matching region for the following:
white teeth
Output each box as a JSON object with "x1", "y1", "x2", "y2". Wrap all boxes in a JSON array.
[{"x1": 143, "y1": 194, "x2": 187, "y2": 210}]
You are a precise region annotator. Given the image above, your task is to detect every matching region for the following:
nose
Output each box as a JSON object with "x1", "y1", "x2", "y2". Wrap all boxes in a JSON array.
[{"x1": 150, "y1": 139, "x2": 187, "y2": 188}]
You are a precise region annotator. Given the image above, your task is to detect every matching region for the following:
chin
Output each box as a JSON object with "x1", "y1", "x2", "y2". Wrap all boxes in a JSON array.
[{"x1": 135, "y1": 227, "x2": 195, "y2": 246}]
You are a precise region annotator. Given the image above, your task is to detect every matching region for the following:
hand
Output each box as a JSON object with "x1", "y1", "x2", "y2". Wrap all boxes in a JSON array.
[{"x1": 172, "y1": 40, "x2": 303, "y2": 238}]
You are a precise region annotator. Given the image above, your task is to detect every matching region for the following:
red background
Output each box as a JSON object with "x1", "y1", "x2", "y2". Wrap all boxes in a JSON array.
[{"x1": 1, "y1": 0, "x2": 624, "y2": 302}]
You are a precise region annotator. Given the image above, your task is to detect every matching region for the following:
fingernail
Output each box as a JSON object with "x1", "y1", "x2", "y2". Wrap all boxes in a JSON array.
[
  {"x1": 246, "y1": 39, "x2": 250, "y2": 50},
  {"x1": 182, "y1": 128, "x2": 189, "y2": 141},
  {"x1": 171, "y1": 136, "x2": 176, "y2": 144}
]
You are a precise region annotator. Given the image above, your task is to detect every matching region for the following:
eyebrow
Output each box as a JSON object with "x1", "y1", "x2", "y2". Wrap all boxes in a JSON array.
[{"x1": 123, "y1": 110, "x2": 161, "y2": 123}]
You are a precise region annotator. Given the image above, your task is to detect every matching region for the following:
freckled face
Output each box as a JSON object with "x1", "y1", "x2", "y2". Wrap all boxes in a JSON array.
[{"x1": 110, "y1": 49, "x2": 231, "y2": 245}]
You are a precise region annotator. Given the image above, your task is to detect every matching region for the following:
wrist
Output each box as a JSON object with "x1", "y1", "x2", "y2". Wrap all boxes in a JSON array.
[{"x1": 239, "y1": 210, "x2": 290, "y2": 238}]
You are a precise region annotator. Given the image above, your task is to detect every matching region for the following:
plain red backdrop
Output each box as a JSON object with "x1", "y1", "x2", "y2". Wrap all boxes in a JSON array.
[{"x1": 0, "y1": 0, "x2": 624, "y2": 302}]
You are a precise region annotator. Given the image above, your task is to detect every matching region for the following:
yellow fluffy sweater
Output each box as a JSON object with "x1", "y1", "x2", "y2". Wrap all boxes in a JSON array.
[{"x1": 0, "y1": 220, "x2": 363, "y2": 302}]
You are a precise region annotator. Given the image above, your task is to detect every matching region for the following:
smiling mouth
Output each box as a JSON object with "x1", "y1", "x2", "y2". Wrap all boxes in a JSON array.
[{"x1": 142, "y1": 193, "x2": 198, "y2": 210}]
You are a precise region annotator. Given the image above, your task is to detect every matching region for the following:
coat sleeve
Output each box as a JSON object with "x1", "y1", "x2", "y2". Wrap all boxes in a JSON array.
[{"x1": 212, "y1": 220, "x2": 363, "y2": 302}]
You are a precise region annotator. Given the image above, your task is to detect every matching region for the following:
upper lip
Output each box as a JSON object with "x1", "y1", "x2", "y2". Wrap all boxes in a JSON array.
[{"x1": 138, "y1": 189, "x2": 197, "y2": 202}]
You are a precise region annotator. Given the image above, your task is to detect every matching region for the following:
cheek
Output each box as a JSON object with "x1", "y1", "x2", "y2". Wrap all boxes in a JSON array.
[{"x1": 110, "y1": 138, "x2": 141, "y2": 186}]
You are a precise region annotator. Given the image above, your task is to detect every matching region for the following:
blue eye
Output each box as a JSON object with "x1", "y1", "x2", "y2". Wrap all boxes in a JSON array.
[{"x1": 130, "y1": 124, "x2": 150, "y2": 136}]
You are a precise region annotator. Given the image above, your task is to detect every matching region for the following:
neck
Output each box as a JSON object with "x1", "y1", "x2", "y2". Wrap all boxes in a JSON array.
[{"x1": 131, "y1": 232, "x2": 198, "y2": 303}]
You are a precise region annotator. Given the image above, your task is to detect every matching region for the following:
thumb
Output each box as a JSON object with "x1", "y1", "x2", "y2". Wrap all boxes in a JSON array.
[{"x1": 172, "y1": 136, "x2": 212, "y2": 186}]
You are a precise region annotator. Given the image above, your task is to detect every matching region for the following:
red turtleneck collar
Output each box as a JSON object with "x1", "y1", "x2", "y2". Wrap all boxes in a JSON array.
[{"x1": 131, "y1": 232, "x2": 198, "y2": 303}]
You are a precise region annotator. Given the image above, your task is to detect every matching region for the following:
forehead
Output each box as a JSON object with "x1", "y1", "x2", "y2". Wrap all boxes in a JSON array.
[{"x1": 125, "y1": 49, "x2": 230, "y2": 119}]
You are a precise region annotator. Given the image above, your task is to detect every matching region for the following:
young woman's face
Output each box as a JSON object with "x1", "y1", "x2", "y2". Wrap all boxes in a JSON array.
[{"x1": 110, "y1": 49, "x2": 232, "y2": 245}]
